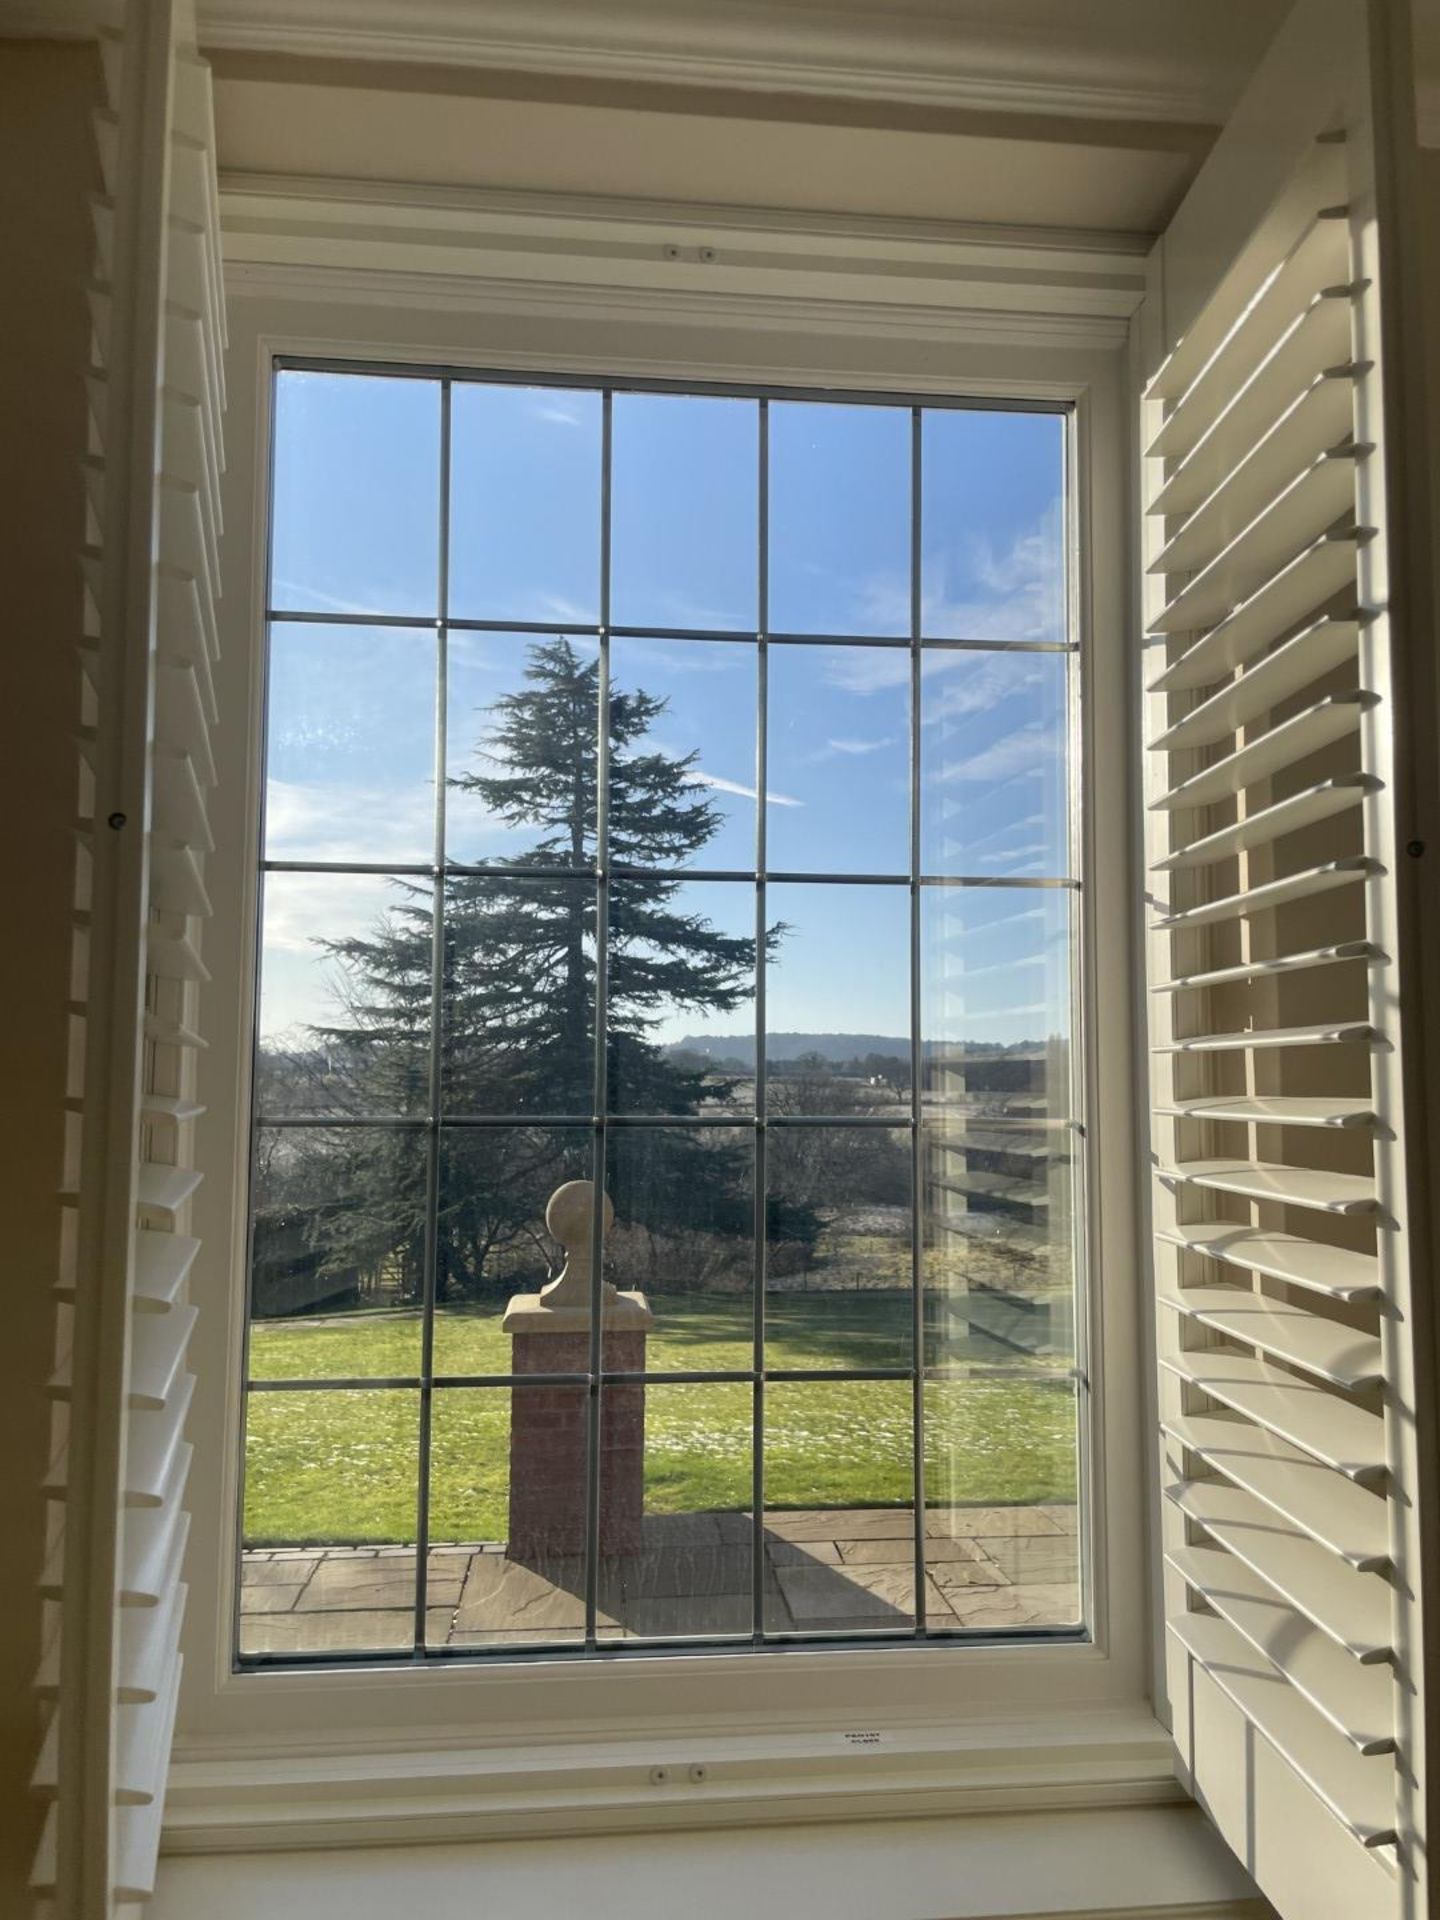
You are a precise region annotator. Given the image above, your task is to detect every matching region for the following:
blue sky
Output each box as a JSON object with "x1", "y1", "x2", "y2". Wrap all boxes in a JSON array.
[{"x1": 262, "y1": 372, "x2": 1073, "y2": 1054}]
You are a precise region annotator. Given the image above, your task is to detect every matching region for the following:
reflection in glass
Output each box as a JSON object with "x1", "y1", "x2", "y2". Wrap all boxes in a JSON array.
[
  {"x1": 923, "y1": 1376, "x2": 1080, "y2": 1630},
  {"x1": 764, "y1": 1128, "x2": 911, "y2": 1371},
  {"x1": 763, "y1": 1380, "x2": 915, "y2": 1633},
  {"x1": 427, "y1": 1386, "x2": 588, "y2": 1647},
  {"x1": 609, "y1": 636, "x2": 757, "y2": 873},
  {"x1": 440, "y1": 875, "x2": 594, "y2": 1115},
  {"x1": 608, "y1": 879, "x2": 758, "y2": 1112},
  {"x1": 920, "y1": 887, "x2": 1072, "y2": 1123},
  {"x1": 766, "y1": 644, "x2": 909, "y2": 874},
  {"x1": 271, "y1": 371, "x2": 440, "y2": 618},
  {"x1": 249, "y1": 1127, "x2": 428, "y2": 1354},
  {"x1": 448, "y1": 383, "x2": 601, "y2": 623},
  {"x1": 598, "y1": 1384, "x2": 753, "y2": 1641},
  {"x1": 446, "y1": 632, "x2": 599, "y2": 869},
  {"x1": 239, "y1": 1389, "x2": 420, "y2": 1655},
  {"x1": 257, "y1": 873, "x2": 432, "y2": 1117},
  {"x1": 265, "y1": 624, "x2": 436, "y2": 864},
  {"x1": 920, "y1": 647, "x2": 1070, "y2": 879},
  {"x1": 922, "y1": 1121, "x2": 1076, "y2": 1367},
  {"x1": 606, "y1": 1127, "x2": 754, "y2": 1366},
  {"x1": 431, "y1": 1128, "x2": 591, "y2": 1370},
  {"x1": 611, "y1": 393, "x2": 758, "y2": 630},
  {"x1": 765, "y1": 883, "x2": 908, "y2": 1111},
  {"x1": 768, "y1": 402, "x2": 910, "y2": 636},
  {"x1": 921, "y1": 408, "x2": 1065, "y2": 645}
]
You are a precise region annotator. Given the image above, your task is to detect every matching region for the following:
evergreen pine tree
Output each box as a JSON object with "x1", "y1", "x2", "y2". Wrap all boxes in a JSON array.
[{"x1": 258, "y1": 638, "x2": 774, "y2": 1306}]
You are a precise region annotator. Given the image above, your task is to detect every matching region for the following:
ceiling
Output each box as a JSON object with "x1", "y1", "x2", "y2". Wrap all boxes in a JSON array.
[{"x1": 11, "y1": 0, "x2": 1437, "y2": 234}]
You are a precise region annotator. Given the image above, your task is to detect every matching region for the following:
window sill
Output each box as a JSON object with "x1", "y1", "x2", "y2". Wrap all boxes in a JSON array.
[{"x1": 164, "y1": 1703, "x2": 1179, "y2": 1855}]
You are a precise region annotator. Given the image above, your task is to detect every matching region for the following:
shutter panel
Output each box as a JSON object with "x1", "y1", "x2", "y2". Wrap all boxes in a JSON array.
[
  {"x1": 33, "y1": 1, "x2": 226, "y2": 1913},
  {"x1": 1140, "y1": 5, "x2": 1440, "y2": 1919}
]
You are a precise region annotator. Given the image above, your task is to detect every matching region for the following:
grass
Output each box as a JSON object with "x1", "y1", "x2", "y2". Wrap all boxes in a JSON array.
[{"x1": 243, "y1": 1290, "x2": 1078, "y2": 1544}]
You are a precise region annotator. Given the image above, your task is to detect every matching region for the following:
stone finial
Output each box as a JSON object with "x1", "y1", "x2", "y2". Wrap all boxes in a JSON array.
[
  {"x1": 538, "y1": 1179, "x2": 616, "y2": 1312},
  {"x1": 502, "y1": 1179, "x2": 652, "y2": 1333}
]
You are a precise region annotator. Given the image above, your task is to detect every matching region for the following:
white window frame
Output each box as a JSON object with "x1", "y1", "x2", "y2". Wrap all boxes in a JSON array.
[{"x1": 169, "y1": 206, "x2": 1165, "y2": 1846}]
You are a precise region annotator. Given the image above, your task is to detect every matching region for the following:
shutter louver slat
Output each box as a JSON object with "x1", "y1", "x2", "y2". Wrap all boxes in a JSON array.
[
  {"x1": 1157, "y1": 1288, "x2": 1384, "y2": 1388},
  {"x1": 1166, "y1": 1481, "x2": 1391, "y2": 1659},
  {"x1": 1152, "y1": 941, "x2": 1382, "y2": 994},
  {"x1": 1148, "y1": 616, "x2": 1361, "y2": 748},
  {"x1": 1167, "y1": 1544, "x2": 1394, "y2": 1752},
  {"x1": 1154, "y1": 1222, "x2": 1381, "y2": 1302},
  {"x1": 1169, "y1": 1614, "x2": 1397, "y2": 1846},
  {"x1": 1154, "y1": 1094, "x2": 1376, "y2": 1129},
  {"x1": 1158, "y1": 1159, "x2": 1379, "y2": 1215},
  {"x1": 1160, "y1": 1350, "x2": 1387, "y2": 1479},
  {"x1": 1151, "y1": 856, "x2": 1377, "y2": 929},
  {"x1": 1161, "y1": 1411, "x2": 1390, "y2": 1569},
  {"x1": 1153, "y1": 775, "x2": 1374, "y2": 871},
  {"x1": 1150, "y1": 693, "x2": 1372, "y2": 809}
]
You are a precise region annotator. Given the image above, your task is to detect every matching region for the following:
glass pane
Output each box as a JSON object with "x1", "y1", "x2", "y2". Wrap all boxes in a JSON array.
[
  {"x1": 257, "y1": 873, "x2": 432, "y2": 1118},
  {"x1": 611, "y1": 393, "x2": 758, "y2": 630},
  {"x1": 428, "y1": 1385, "x2": 588, "y2": 1648},
  {"x1": 920, "y1": 886, "x2": 1072, "y2": 1123},
  {"x1": 609, "y1": 636, "x2": 757, "y2": 873},
  {"x1": 608, "y1": 879, "x2": 757, "y2": 1112},
  {"x1": 271, "y1": 371, "x2": 440, "y2": 618},
  {"x1": 448, "y1": 382, "x2": 601, "y2": 623},
  {"x1": 920, "y1": 648, "x2": 1070, "y2": 879},
  {"x1": 606, "y1": 1127, "x2": 754, "y2": 1369},
  {"x1": 249, "y1": 1127, "x2": 427, "y2": 1373},
  {"x1": 766, "y1": 644, "x2": 909, "y2": 875},
  {"x1": 765, "y1": 883, "x2": 909, "y2": 1114},
  {"x1": 264, "y1": 623, "x2": 436, "y2": 864},
  {"x1": 239, "y1": 1388, "x2": 420, "y2": 1655},
  {"x1": 446, "y1": 632, "x2": 599, "y2": 869},
  {"x1": 768, "y1": 402, "x2": 909, "y2": 636},
  {"x1": 921, "y1": 408, "x2": 1065, "y2": 645},
  {"x1": 440, "y1": 875, "x2": 593, "y2": 1116},
  {"x1": 764, "y1": 1127, "x2": 911, "y2": 1370},
  {"x1": 763, "y1": 1380, "x2": 915, "y2": 1632},
  {"x1": 597, "y1": 1383, "x2": 753, "y2": 1641},
  {"x1": 923, "y1": 1375, "x2": 1080, "y2": 1631},
  {"x1": 431, "y1": 1127, "x2": 591, "y2": 1374},
  {"x1": 922, "y1": 1121, "x2": 1077, "y2": 1364}
]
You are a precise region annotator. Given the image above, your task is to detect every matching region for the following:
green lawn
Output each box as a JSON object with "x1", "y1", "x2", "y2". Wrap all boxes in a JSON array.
[{"x1": 244, "y1": 1291, "x2": 1077, "y2": 1544}]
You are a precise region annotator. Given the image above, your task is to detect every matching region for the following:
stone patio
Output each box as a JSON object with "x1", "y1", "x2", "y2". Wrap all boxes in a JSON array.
[{"x1": 239, "y1": 1504, "x2": 1079, "y2": 1655}]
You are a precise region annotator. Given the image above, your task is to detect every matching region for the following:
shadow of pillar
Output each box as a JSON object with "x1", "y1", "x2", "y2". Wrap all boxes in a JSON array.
[{"x1": 503, "y1": 1180, "x2": 652, "y2": 1564}]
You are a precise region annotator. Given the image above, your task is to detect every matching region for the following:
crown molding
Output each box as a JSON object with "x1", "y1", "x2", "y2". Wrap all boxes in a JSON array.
[
  {"x1": 219, "y1": 173, "x2": 1146, "y2": 355},
  {"x1": 1, "y1": 0, "x2": 1284, "y2": 129}
]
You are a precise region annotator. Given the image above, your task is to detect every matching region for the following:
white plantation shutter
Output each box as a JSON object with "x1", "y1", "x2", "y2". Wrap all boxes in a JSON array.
[
  {"x1": 34, "y1": 1, "x2": 225, "y2": 1912},
  {"x1": 1140, "y1": 4, "x2": 1439, "y2": 1917}
]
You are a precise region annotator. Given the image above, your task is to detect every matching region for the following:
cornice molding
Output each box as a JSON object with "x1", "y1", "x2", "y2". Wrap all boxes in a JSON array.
[
  {"x1": 219, "y1": 174, "x2": 1146, "y2": 355},
  {"x1": 2, "y1": 0, "x2": 1284, "y2": 128}
]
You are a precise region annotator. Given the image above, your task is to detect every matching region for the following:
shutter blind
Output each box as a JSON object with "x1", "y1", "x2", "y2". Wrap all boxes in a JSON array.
[
  {"x1": 33, "y1": 2, "x2": 225, "y2": 1912},
  {"x1": 1142, "y1": 8, "x2": 1437, "y2": 1915}
]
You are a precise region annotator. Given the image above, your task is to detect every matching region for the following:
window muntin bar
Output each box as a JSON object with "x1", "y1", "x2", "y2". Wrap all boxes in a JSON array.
[{"x1": 241, "y1": 364, "x2": 1083, "y2": 1665}]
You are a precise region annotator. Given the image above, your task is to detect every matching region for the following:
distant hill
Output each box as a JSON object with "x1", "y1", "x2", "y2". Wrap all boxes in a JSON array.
[{"x1": 668, "y1": 1033, "x2": 1042, "y2": 1066}]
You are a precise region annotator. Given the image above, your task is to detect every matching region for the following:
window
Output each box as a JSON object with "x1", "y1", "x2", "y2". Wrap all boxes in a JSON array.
[{"x1": 238, "y1": 366, "x2": 1085, "y2": 1662}]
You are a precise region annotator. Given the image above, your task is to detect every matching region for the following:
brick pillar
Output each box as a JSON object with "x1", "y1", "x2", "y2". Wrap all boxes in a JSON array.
[{"x1": 502, "y1": 1181, "x2": 652, "y2": 1562}]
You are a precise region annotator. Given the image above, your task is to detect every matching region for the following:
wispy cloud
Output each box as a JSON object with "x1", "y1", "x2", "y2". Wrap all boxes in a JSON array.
[
  {"x1": 686, "y1": 769, "x2": 802, "y2": 808},
  {"x1": 532, "y1": 399, "x2": 584, "y2": 427},
  {"x1": 264, "y1": 778, "x2": 436, "y2": 866},
  {"x1": 824, "y1": 735, "x2": 895, "y2": 757},
  {"x1": 271, "y1": 579, "x2": 388, "y2": 619},
  {"x1": 935, "y1": 722, "x2": 1056, "y2": 784}
]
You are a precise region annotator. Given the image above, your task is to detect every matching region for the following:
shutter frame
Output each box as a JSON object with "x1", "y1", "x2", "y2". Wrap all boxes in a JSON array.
[{"x1": 1138, "y1": 4, "x2": 1440, "y2": 1916}]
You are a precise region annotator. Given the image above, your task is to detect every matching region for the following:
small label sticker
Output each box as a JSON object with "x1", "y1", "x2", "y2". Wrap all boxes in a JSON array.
[{"x1": 840, "y1": 1730, "x2": 886, "y2": 1747}]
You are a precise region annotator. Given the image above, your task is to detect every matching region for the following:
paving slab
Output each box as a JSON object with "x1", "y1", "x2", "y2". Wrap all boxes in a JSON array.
[
  {"x1": 765, "y1": 1508, "x2": 914, "y2": 1542},
  {"x1": 934, "y1": 1582, "x2": 1081, "y2": 1629},
  {"x1": 926, "y1": 1505, "x2": 1070, "y2": 1539}
]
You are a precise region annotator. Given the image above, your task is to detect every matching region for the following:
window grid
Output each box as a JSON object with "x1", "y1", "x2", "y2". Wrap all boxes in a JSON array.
[{"x1": 243, "y1": 364, "x2": 1083, "y2": 1663}]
